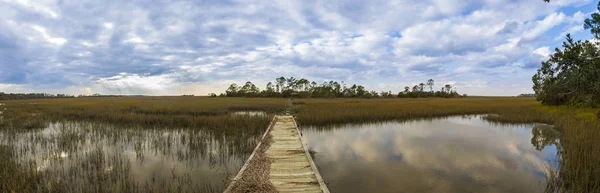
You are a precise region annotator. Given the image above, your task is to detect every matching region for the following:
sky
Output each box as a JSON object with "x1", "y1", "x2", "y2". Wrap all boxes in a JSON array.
[{"x1": 0, "y1": 0, "x2": 597, "y2": 96}]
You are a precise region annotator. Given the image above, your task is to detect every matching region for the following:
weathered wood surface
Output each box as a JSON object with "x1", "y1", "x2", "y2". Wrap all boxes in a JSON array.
[
  {"x1": 224, "y1": 115, "x2": 329, "y2": 193},
  {"x1": 266, "y1": 115, "x2": 329, "y2": 193}
]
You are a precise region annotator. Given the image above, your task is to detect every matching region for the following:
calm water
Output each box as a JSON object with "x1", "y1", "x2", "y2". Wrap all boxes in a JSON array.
[
  {"x1": 302, "y1": 115, "x2": 560, "y2": 193},
  {"x1": 0, "y1": 122, "x2": 259, "y2": 192},
  {"x1": 230, "y1": 111, "x2": 268, "y2": 117}
]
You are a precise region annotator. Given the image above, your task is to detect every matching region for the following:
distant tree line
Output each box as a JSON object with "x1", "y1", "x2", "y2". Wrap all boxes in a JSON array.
[
  {"x1": 396, "y1": 79, "x2": 464, "y2": 98},
  {"x1": 223, "y1": 77, "x2": 465, "y2": 98},
  {"x1": 77, "y1": 94, "x2": 129, "y2": 98},
  {"x1": 533, "y1": 1, "x2": 600, "y2": 107},
  {"x1": 0, "y1": 92, "x2": 75, "y2": 100},
  {"x1": 518, "y1": 93, "x2": 536, "y2": 97},
  {"x1": 0, "y1": 92, "x2": 151, "y2": 100}
]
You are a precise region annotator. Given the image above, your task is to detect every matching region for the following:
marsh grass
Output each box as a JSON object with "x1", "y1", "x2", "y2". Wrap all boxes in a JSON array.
[
  {"x1": 294, "y1": 97, "x2": 600, "y2": 192},
  {"x1": 0, "y1": 97, "x2": 286, "y2": 193},
  {"x1": 1, "y1": 97, "x2": 284, "y2": 130},
  {"x1": 226, "y1": 132, "x2": 277, "y2": 193},
  {"x1": 1, "y1": 97, "x2": 598, "y2": 192},
  {"x1": 0, "y1": 121, "x2": 265, "y2": 193}
]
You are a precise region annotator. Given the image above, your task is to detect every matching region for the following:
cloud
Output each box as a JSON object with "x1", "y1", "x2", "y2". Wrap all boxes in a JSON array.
[
  {"x1": 302, "y1": 116, "x2": 558, "y2": 192},
  {"x1": 30, "y1": 25, "x2": 67, "y2": 45},
  {"x1": 0, "y1": 0, "x2": 596, "y2": 95}
]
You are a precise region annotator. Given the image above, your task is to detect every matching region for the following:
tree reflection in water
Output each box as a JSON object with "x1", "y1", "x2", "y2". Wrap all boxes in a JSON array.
[{"x1": 531, "y1": 124, "x2": 560, "y2": 151}]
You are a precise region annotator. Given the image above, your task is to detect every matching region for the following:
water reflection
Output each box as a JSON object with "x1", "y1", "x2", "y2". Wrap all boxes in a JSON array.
[
  {"x1": 302, "y1": 115, "x2": 559, "y2": 193},
  {"x1": 531, "y1": 124, "x2": 560, "y2": 151},
  {"x1": 230, "y1": 111, "x2": 267, "y2": 117},
  {"x1": 0, "y1": 122, "x2": 260, "y2": 192}
]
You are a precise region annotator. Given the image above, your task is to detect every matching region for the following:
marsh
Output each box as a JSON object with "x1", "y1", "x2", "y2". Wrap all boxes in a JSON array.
[{"x1": 303, "y1": 116, "x2": 559, "y2": 193}]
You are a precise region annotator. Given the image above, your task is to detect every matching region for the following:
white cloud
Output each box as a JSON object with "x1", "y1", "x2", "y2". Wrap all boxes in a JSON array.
[
  {"x1": 97, "y1": 73, "x2": 171, "y2": 92},
  {"x1": 534, "y1": 47, "x2": 551, "y2": 59},
  {"x1": 4, "y1": 0, "x2": 60, "y2": 18},
  {"x1": 303, "y1": 117, "x2": 557, "y2": 192},
  {"x1": 0, "y1": 0, "x2": 596, "y2": 96},
  {"x1": 103, "y1": 22, "x2": 114, "y2": 29},
  {"x1": 30, "y1": 25, "x2": 67, "y2": 45},
  {"x1": 522, "y1": 12, "x2": 567, "y2": 40},
  {"x1": 124, "y1": 36, "x2": 144, "y2": 44}
]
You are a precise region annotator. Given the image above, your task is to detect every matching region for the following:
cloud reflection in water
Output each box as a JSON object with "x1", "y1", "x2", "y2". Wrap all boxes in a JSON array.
[{"x1": 302, "y1": 115, "x2": 558, "y2": 193}]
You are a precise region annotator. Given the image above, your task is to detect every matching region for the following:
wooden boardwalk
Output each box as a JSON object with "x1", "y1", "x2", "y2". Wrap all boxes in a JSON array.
[{"x1": 225, "y1": 115, "x2": 329, "y2": 193}]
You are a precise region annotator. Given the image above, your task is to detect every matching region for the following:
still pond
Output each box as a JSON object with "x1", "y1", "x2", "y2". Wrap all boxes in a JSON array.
[{"x1": 302, "y1": 115, "x2": 559, "y2": 193}]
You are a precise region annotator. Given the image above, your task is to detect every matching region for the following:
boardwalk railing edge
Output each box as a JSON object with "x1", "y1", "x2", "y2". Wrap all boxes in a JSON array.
[
  {"x1": 291, "y1": 116, "x2": 331, "y2": 193},
  {"x1": 223, "y1": 115, "x2": 278, "y2": 193}
]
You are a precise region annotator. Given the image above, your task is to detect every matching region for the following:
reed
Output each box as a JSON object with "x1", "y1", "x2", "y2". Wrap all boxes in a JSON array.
[
  {"x1": 1, "y1": 96, "x2": 598, "y2": 192},
  {"x1": 293, "y1": 97, "x2": 600, "y2": 192},
  {"x1": 0, "y1": 97, "x2": 286, "y2": 193}
]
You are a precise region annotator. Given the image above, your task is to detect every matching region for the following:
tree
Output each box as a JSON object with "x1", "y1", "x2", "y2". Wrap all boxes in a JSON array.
[
  {"x1": 275, "y1": 77, "x2": 286, "y2": 93},
  {"x1": 369, "y1": 90, "x2": 379, "y2": 97},
  {"x1": 427, "y1": 79, "x2": 435, "y2": 92},
  {"x1": 286, "y1": 77, "x2": 297, "y2": 91},
  {"x1": 412, "y1": 85, "x2": 419, "y2": 92},
  {"x1": 532, "y1": 34, "x2": 600, "y2": 106},
  {"x1": 250, "y1": 83, "x2": 260, "y2": 94},
  {"x1": 346, "y1": 84, "x2": 357, "y2": 97},
  {"x1": 444, "y1": 84, "x2": 452, "y2": 93},
  {"x1": 584, "y1": 3, "x2": 600, "y2": 38},
  {"x1": 223, "y1": 77, "x2": 465, "y2": 98},
  {"x1": 297, "y1": 79, "x2": 309, "y2": 91},
  {"x1": 356, "y1": 85, "x2": 366, "y2": 97},
  {"x1": 239, "y1": 81, "x2": 259, "y2": 96},
  {"x1": 332, "y1": 81, "x2": 341, "y2": 96},
  {"x1": 534, "y1": 0, "x2": 600, "y2": 106},
  {"x1": 266, "y1": 82, "x2": 274, "y2": 93},
  {"x1": 226, "y1": 83, "x2": 239, "y2": 97}
]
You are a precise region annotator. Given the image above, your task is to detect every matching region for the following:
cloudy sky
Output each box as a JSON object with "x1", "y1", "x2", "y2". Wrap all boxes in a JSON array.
[{"x1": 0, "y1": 0, "x2": 596, "y2": 96}]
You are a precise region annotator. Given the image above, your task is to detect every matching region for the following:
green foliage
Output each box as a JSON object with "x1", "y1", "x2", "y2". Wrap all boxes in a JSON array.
[
  {"x1": 585, "y1": 2, "x2": 600, "y2": 38},
  {"x1": 225, "y1": 77, "x2": 464, "y2": 98},
  {"x1": 518, "y1": 93, "x2": 536, "y2": 97},
  {"x1": 0, "y1": 92, "x2": 75, "y2": 100},
  {"x1": 532, "y1": 34, "x2": 600, "y2": 107},
  {"x1": 533, "y1": 2, "x2": 600, "y2": 107},
  {"x1": 397, "y1": 82, "x2": 462, "y2": 98}
]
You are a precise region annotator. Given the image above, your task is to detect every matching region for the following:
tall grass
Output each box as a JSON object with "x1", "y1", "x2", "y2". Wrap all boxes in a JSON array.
[
  {"x1": 0, "y1": 97, "x2": 286, "y2": 193},
  {"x1": 293, "y1": 97, "x2": 600, "y2": 192},
  {"x1": 1, "y1": 97, "x2": 285, "y2": 135},
  {"x1": 1, "y1": 97, "x2": 598, "y2": 192}
]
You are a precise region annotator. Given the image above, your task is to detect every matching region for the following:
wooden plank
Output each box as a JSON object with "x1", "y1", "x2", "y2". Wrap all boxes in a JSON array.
[
  {"x1": 291, "y1": 116, "x2": 330, "y2": 193},
  {"x1": 224, "y1": 115, "x2": 329, "y2": 193},
  {"x1": 267, "y1": 115, "x2": 329, "y2": 193}
]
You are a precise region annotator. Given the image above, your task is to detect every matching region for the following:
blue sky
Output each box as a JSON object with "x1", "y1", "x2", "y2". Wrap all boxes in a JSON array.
[{"x1": 0, "y1": 0, "x2": 597, "y2": 96}]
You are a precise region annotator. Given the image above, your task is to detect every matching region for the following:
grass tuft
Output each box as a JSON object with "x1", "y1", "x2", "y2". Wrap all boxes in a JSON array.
[{"x1": 1, "y1": 96, "x2": 598, "y2": 192}]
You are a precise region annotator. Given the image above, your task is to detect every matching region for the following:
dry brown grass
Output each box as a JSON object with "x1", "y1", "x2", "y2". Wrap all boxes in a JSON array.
[
  {"x1": 293, "y1": 97, "x2": 600, "y2": 192},
  {"x1": 1, "y1": 96, "x2": 598, "y2": 192},
  {"x1": 0, "y1": 97, "x2": 286, "y2": 136},
  {"x1": 226, "y1": 120, "x2": 277, "y2": 193},
  {"x1": 0, "y1": 97, "x2": 285, "y2": 193}
]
